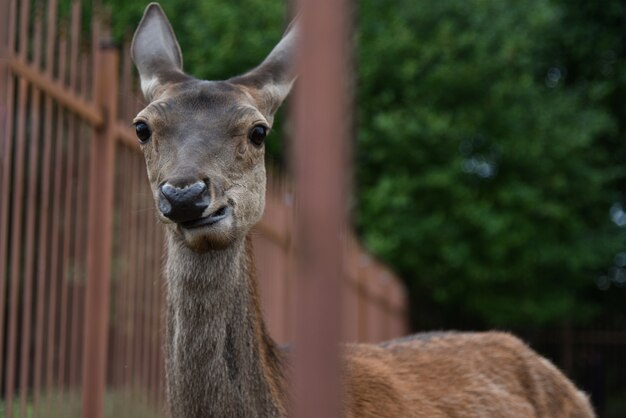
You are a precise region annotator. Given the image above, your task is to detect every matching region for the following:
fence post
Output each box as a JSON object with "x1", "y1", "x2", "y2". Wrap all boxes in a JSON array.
[
  {"x1": 81, "y1": 37, "x2": 118, "y2": 418},
  {"x1": 292, "y1": 0, "x2": 351, "y2": 415}
]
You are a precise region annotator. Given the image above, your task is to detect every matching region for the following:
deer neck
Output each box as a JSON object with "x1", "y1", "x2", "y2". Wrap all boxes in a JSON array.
[{"x1": 164, "y1": 232, "x2": 286, "y2": 418}]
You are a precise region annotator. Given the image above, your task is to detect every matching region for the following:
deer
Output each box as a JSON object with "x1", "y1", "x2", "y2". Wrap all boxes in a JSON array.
[{"x1": 130, "y1": 3, "x2": 595, "y2": 417}]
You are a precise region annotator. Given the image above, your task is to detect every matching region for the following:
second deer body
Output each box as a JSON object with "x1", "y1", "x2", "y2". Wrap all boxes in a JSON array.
[{"x1": 130, "y1": 4, "x2": 595, "y2": 417}]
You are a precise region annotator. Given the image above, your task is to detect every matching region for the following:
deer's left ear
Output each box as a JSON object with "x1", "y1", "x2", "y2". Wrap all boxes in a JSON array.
[{"x1": 230, "y1": 20, "x2": 298, "y2": 115}]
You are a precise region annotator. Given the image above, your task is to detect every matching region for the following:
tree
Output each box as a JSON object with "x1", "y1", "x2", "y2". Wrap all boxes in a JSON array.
[{"x1": 354, "y1": 0, "x2": 625, "y2": 326}]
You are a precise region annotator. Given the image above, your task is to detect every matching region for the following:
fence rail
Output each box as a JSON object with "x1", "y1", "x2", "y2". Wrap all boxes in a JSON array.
[{"x1": 0, "y1": 0, "x2": 408, "y2": 417}]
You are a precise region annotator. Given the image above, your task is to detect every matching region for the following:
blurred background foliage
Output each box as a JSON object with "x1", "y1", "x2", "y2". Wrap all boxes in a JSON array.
[{"x1": 104, "y1": 0, "x2": 626, "y2": 329}]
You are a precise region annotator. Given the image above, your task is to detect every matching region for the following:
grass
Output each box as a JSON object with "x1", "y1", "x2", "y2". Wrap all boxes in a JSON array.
[{"x1": 0, "y1": 388, "x2": 167, "y2": 418}]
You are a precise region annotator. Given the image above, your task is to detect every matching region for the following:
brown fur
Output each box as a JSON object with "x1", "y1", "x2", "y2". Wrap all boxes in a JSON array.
[
  {"x1": 345, "y1": 333, "x2": 594, "y2": 417},
  {"x1": 131, "y1": 4, "x2": 595, "y2": 417},
  {"x1": 162, "y1": 233, "x2": 287, "y2": 417}
]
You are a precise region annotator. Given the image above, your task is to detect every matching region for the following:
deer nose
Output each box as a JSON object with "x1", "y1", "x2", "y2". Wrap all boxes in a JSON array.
[{"x1": 159, "y1": 180, "x2": 210, "y2": 223}]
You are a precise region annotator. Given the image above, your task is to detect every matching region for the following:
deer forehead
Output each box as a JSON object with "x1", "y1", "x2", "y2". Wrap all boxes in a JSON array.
[{"x1": 136, "y1": 81, "x2": 269, "y2": 134}]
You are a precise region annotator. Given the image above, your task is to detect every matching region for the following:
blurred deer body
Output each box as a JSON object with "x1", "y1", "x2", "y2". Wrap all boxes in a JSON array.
[
  {"x1": 343, "y1": 332, "x2": 594, "y2": 417},
  {"x1": 130, "y1": 4, "x2": 594, "y2": 417}
]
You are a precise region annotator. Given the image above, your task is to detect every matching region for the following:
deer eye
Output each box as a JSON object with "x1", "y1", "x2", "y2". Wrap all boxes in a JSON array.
[
  {"x1": 248, "y1": 125, "x2": 268, "y2": 147},
  {"x1": 135, "y1": 121, "x2": 151, "y2": 143}
]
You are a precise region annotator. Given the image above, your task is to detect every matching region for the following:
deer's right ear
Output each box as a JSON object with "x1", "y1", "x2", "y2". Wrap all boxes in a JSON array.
[{"x1": 131, "y1": 3, "x2": 185, "y2": 101}]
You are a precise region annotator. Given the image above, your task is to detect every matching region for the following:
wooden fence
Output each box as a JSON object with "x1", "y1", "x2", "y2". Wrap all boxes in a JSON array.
[{"x1": 0, "y1": 0, "x2": 408, "y2": 417}]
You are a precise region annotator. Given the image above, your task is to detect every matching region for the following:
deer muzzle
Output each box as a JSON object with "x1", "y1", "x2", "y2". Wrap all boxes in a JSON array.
[{"x1": 159, "y1": 180, "x2": 210, "y2": 223}]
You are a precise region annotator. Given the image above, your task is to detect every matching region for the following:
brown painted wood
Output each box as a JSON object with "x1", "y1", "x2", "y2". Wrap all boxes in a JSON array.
[
  {"x1": 292, "y1": 0, "x2": 352, "y2": 416},
  {"x1": 32, "y1": 0, "x2": 61, "y2": 412},
  {"x1": 18, "y1": 11, "x2": 43, "y2": 418},
  {"x1": 4, "y1": 0, "x2": 32, "y2": 412},
  {"x1": 7, "y1": 56, "x2": 103, "y2": 127},
  {"x1": 0, "y1": 0, "x2": 18, "y2": 403},
  {"x1": 68, "y1": 1, "x2": 85, "y2": 391},
  {"x1": 80, "y1": 36, "x2": 119, "y2": 418},
  {"x1": 45, "y1": 40, "x2": 68, "y2": 418},
  {"x1": 57, "y1": 31, "x2": 76, "y2": 412}
]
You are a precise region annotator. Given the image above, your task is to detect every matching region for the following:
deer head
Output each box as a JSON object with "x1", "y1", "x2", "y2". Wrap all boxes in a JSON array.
[{"x1": 130, "y1": 3, "x2": 296, "y2": 252}]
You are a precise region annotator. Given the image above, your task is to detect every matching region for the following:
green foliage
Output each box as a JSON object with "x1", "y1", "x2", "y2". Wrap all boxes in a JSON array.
[
  {"x1": 355, "y1": 0, "x2": 626, "y2": 326},
  {"x1": 107, "y1": 0, "x2": 626, "y2": 327},
  {"x1": 0, "y1": 389, "x2": 166, "y2": 418},
  {"x1": 110, "y1": 0, "x2": 285, "y2": 80}
]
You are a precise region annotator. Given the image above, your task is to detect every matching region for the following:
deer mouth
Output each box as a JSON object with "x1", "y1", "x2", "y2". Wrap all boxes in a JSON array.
[{"x1": 180, "y1": 206, "x2": 232, "y2": 230}]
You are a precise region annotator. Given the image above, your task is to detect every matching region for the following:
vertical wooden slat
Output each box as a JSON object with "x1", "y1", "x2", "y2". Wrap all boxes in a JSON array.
[
  {"x1": 125, "y1": 152, "x2": 138, "y2": 398},
  {"x1": 342, "y1": 238, "x2": 360, "y2": 342},
  {"x1": 32, "y1": 43, "x2": 54, "y2": 418},
  {"x1": 156, "y1": 225, "x2": 166, "y2": 410},
  {"x1": 110, "y1": 148, "x2": 120, "y2": 387},
  {"x1": 110, "y1": 64, "x2": 136, "y2": 394},
  {"x1": 144, "y1": 206, "x2": 153, "y2": 399},
  {"x1": 292, "y1": 0, "x2": 352, "y2": 416},
  {"x1": 0, "y1": 0, "x2": 8, "y2": 162},
  {"x1": 59, "y1": 2, "x2": 82, "y2": 398},
  {"x1": 136, "y1": 180, "x2": 149, "y2": 395},
  {"x1": 69, "y1": 57, "x2": 90, "y2": 392},
  {"x1": 57, "y1": 29, "x2": 76, "y2": 412},
  {"x1": 121, "y1": 149, "x2": 135, "y2": 392},
  {"x1": 80, "y1": 34, "x2": 118, "y2": 418},
  {"x1": 360, "y1": 279, "x2": 369, "y2": 342},
  {"x1": 68, "y1": 118, "x2": 85, "y2": 388},
  {"x1": 141, "y1": 160, "x2": 152, "y2": 399},
  {"x1": 5, "y1": 0, "x2": 33, "y2": 413},
  {"x1": 18, "y1": 9, "x2": 44, "y2": 417},
  {"x1": 150, "y1": 220, "x2": 162, "y2": 404},
  {"x1": 357, "y1": 255, "x2": 369, "y2": 341},
  {"x1": 151, "y1": 205, "x2": 161, "y2": 401},
  {"x1": 134, "y1": 174, "x2": 144, "y2": 393},
  {"x1": 131, "y1": 152, "x2": 141, "y2": 397},
  {"x1": 377, "y1": 273, "x2": 391, "y2": 341},
  {"x1": 119, "y1": 152, "x2": 129, "y2": 391},
  {"x1": 33, "y1": 1, "x2": 59, "y2": 413},
  {"x1": 138, "y1": 157, "x2": 148, "y2": 401},
  {"x1": 342, "y1": 281, "x2": 359, "y2": 343},
  {"x1": 389, "y1": 283, "x2": 407, "y2": 339},
  {"x1": 45, "y1": 39, "x2": 68, "y2": 418},
  {"x1": 148, "y1": 220, "x2": 156, "y2": 402},
  {"x1": 143, "y1": 205, "x2": 155, "y2": 396},
  {"x1": 67, "y1": 0, "x2": 84, "y2": 394},
  {"x1": 155, "y1": 220, "x2": 164, "y2": 404},
  {"x1": 0, "y1": 0, "x2": 18, "y2": 402},
  {"x1": 0, "y1": 0, "x2": 8, "y2": 99},
  {"x1": 367, "y1": 271, "x2": 382, "y2": 342},
  {"x1": 369, "y1": 272, "x2": 385, "y2": 342},
  {"x1": 112, "y1": 148, "x2": 129, "y2": 388},
  {"x1": 122, "y1": 151, "x2": 138, "y2": 399}
]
